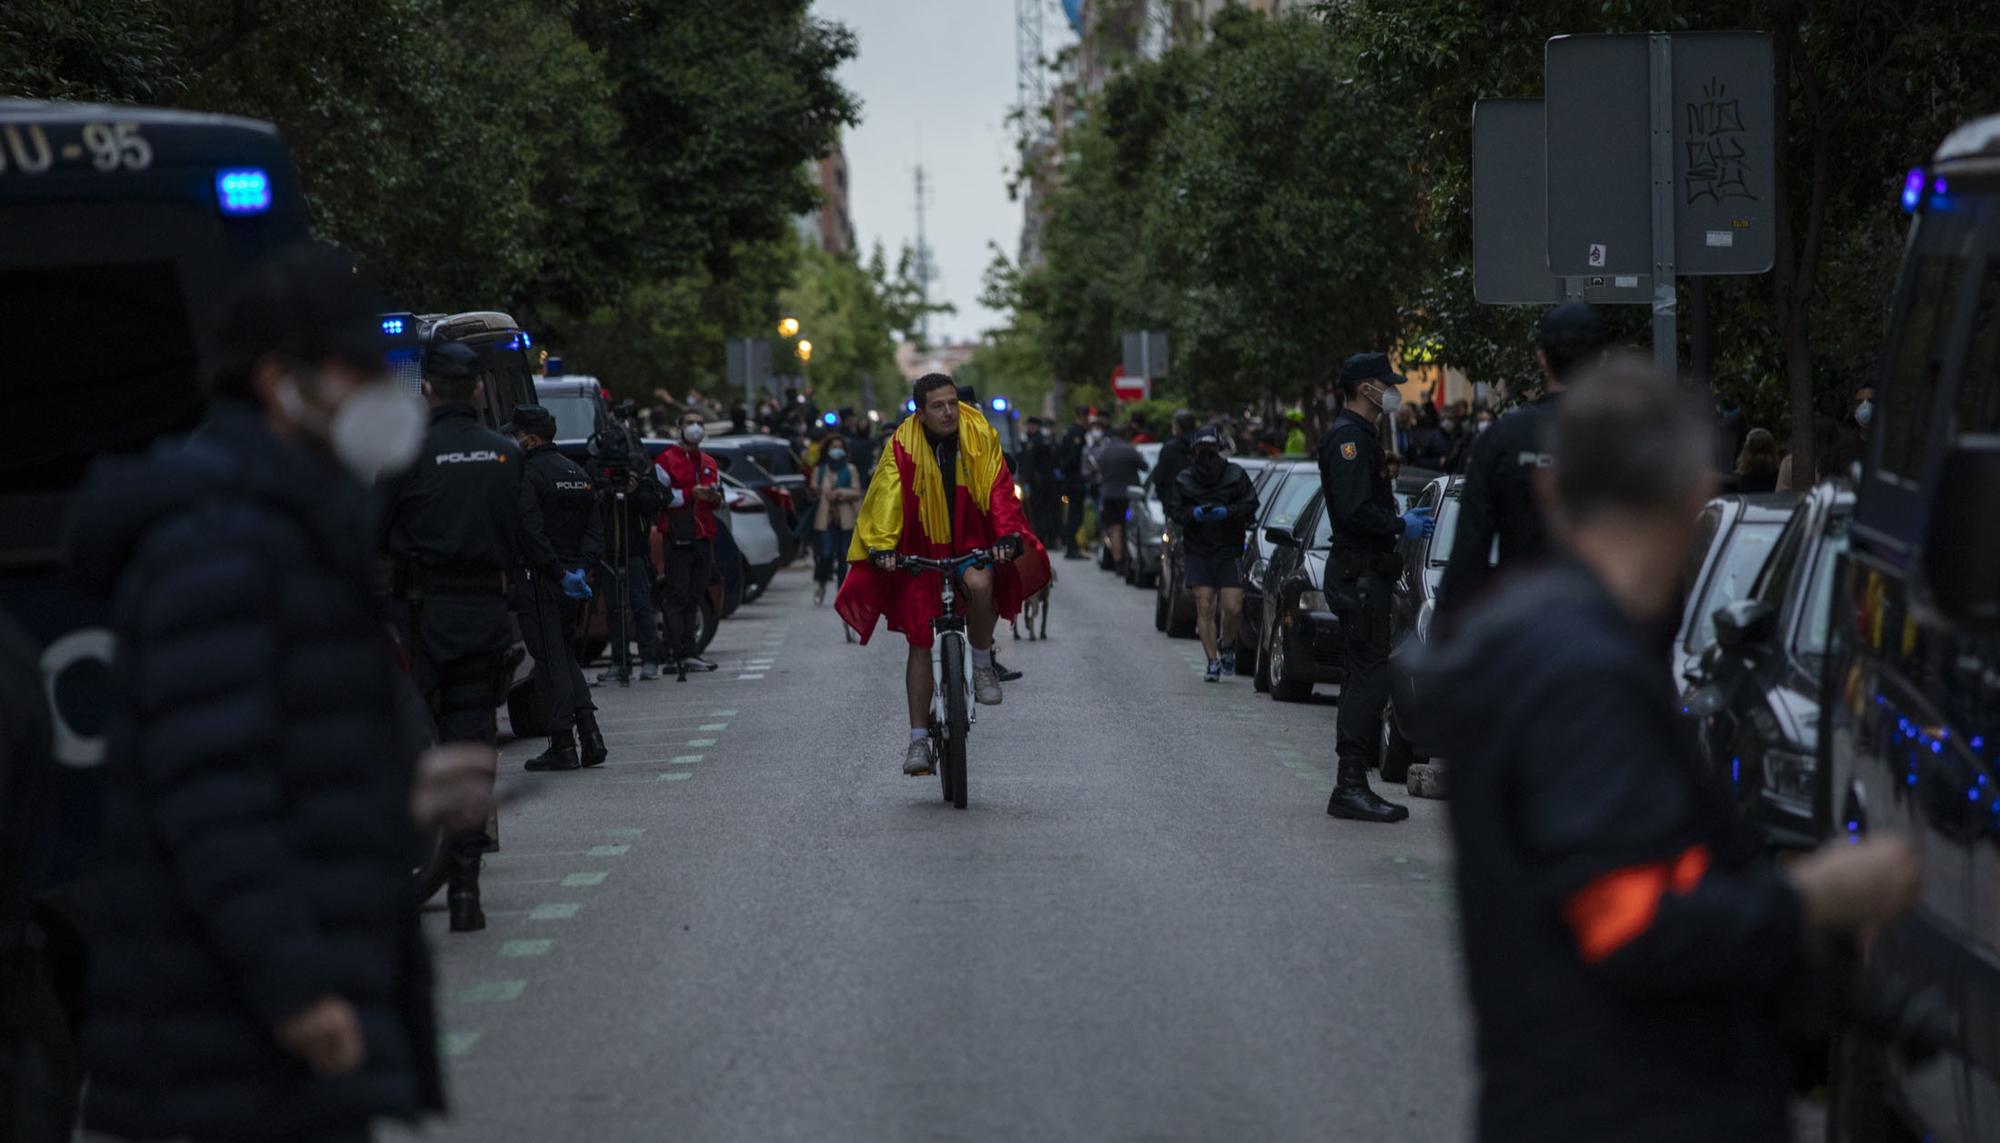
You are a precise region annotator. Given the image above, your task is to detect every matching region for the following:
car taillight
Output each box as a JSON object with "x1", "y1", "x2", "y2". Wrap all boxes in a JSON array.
[
  {"x1": 758, "y1": 486, "x2": 795, "y2": 514},
  {"x1": 728, "y1": 491, "x2": 759, "y2": 511}
]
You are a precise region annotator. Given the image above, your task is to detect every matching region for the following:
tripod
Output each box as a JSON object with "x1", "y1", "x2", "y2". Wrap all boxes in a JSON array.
[{"x1": 601, "y1": 488, "x2": 638, "y2": 687}]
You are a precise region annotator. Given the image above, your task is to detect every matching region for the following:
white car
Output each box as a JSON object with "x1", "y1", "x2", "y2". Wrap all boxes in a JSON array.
[{"x1": 719, "y1": 473, "x2": 782, "y2": 587}]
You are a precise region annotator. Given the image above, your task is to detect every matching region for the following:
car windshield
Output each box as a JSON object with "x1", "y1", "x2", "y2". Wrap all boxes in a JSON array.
[
  {"x1": 1263, "y1": 471, "x2": 1320, "y2": 531},
  {"x1": 541, "y1": 394, "x2": 598, "y2": 441},
  {"x1": 1687, "y1": 520, "x2": 1784, "y2": 653},
  {"x1": 1795, "y1": 513, "x2": 1853, "y2": 670}
]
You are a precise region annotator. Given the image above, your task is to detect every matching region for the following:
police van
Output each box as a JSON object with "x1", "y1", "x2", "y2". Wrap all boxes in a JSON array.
[
  {"x1": 0, "y1": 101, "x2": 316, "y2": 1117},
  {"x1": 1821, "y1": 114, "x2": 2000, "y2": 1140},
  {"x1": 379, "y1": 309, "x2": 538, "y2": 430}
]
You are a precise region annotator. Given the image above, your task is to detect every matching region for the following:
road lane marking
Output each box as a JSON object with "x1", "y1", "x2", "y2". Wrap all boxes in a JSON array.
[
  {"x1": 709, "y1": 709, "x2": 738, "y2": 716},
  {"x1": 457, "y1": 981, "x2": 526, "y2": 1003},
  {"x1": 499, "y1": 939, "x2": 554, "y2": 958},
  {"x1": 697, "y1": 723, "x2": 729, "y2": 731},
  {"x1": 613, "y1": 771, "x2": 692, "y2": 784},
  {"x1": 735, "y1": 674, "x2": 766, "y2": 681},
  {"x1": 603, "y1": 827, "x2": 646, "y2": 837},
  {"x1": 442, "y1": 1032, "x2": 482, "y2": 1057},
  {"x1": 669, "y1": 754, "x2": 702, "y2": 764},
  {"x1": 686, "y1": 738, "x2": 717, "y2": 747},
  {"x1": 585, "y1": 845, "x2": 630, "y2": 857},
  {"x1": 529, "y1": 903, "x2": 580, "y2": 921},
  {"x1": 562, "y1": 872, "x2": 608, "y2": 887}
]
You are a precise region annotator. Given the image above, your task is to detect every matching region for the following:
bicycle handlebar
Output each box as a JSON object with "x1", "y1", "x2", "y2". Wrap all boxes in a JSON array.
[{"x1": 894, "y1": 549, "x2": 994, "y2": 575}]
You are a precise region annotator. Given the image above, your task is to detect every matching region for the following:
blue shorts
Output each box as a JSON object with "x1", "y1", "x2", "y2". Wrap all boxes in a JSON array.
[{"x1": 1182, "y1": 552, "x2": 1242, "y2": 589}]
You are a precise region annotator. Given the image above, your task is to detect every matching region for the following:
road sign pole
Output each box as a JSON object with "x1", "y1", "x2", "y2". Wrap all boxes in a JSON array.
[
  {"x1": 1648, "y1": 33, "x2": 1679, "y2": 375},
  {"x1": 1140, "y1": 331, "x2": 1151, "y2": 401}
]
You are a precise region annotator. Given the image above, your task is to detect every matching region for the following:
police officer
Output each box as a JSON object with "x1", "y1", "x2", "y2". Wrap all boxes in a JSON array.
[
  {"x1": 379, "y1": 340, "x2": 520, "y2": 932},
  {"x1": 1438, "y1": 302, "x2": 1609, "y2": 617},
  {"x1": 504, "y1": 404, "x2": 608, "y2": 772},
  {"x1": 1317, "y1": 352, "x2": 1435, "y2": 824}
]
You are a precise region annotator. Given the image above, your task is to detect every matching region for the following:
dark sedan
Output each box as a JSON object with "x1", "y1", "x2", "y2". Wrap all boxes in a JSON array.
[
  {"x1": 1228, "y1": 460, "x2": 1321, "y2": 661},
  {"x1": 1670, "y1": 492, "x2": 1796, "y2": 696},
  {"x1": 1687, "y1": 483, "x2": 1850, "y2": 852},
  {"x1": 1255, "y1": 490, "x2": 1343, "y2": 702}
]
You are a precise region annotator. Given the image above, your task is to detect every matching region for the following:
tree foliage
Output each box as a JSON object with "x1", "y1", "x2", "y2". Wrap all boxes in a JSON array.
[{"x1": 0, "y1": 0, "x2": 862, "y2": 401}]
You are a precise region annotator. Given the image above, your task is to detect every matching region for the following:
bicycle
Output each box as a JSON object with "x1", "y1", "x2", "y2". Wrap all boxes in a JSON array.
[{"x1": 893, "y1": 547, "x2": 997, "y2": 810}]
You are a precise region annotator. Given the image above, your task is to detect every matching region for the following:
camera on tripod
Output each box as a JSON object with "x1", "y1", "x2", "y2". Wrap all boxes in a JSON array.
[{"x1": 588, "y1": 399, "x2": 646, "y2": 489}]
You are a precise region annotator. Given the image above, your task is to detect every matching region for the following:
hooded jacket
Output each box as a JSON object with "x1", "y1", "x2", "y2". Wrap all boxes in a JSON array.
[
  {"x1": 1407, "y1": 561, "x2": 1804, "y2": 1143},
  {"x1": 1171, "y1": 458, "x2": 1259, "y2": 559},
  {"x1": 66, "y1": 401, "x2": 443, "y2": 1142}
]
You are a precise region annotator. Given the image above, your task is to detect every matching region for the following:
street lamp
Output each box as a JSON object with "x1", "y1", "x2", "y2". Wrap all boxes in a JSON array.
[
  {"x1": 795, "y1": 339, "x2": 812, "y2": 362},
  {"x1": 777, "y1": 317, "x2": 800, "y2": 338}
]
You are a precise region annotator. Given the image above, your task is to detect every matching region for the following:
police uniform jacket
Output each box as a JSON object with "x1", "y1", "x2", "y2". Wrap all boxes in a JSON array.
[
  {"x1": 379, "y1": 406, "x2": 522, "y2": 577},
  {"x1": 1413, "y1": 561, "x2": 1805, "y2": 1143},
  {"x1": 1315, "y1": 409, "x2": 1401, "y2": 557},
  {"x1": 1438, "y1": 391, "x2": 1560, "y2": 612},
  {"x1": 519, "y1": 443, "x2": 603, "y2": 578}
]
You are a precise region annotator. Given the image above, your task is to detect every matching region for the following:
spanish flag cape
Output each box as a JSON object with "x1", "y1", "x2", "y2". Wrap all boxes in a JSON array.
[{"x1": 835, "y1": 405, "x2": 1051, "y2": 647}]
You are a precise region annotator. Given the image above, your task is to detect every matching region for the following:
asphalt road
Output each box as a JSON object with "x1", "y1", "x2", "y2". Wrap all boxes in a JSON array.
[{"x1": 389, "y1": 558, "x2": 1475, "y2": 1143}]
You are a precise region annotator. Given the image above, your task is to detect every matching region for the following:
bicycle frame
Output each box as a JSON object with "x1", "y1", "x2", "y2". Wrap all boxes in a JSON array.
[{"x1": 899, "y1": 550, "x2": 993, "y2": 739}]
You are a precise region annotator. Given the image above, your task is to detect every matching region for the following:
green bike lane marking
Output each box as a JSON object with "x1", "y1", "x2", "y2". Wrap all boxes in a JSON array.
[
  {"x1": 529, "y1": 903, "x2": 580, "y2": 921},
  {"x1": 441, "y1": 1031, "x2": 482, "y2": 1058},
  {"x1": 499, "y1": 938, "x2": 555, "y2": 958},
  {"x1": 562, "y1": 871, "x2": 608, "y2": 887},
  {"x1": 456, "y1": 980, "x2": 527, "y2": 1004}
]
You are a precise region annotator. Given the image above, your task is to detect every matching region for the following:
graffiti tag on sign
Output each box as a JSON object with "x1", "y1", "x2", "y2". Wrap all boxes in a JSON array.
[{"x1": 1684, "y1": 78, "x2": 1758, "y2": 205}]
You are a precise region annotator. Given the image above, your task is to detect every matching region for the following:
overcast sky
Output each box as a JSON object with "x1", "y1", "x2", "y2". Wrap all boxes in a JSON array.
[{"x1": 811, "y1": 0, "x2": 1075, "y2": 344}]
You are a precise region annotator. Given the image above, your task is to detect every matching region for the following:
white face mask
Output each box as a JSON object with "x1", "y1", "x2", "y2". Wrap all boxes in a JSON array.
[
  {"x1": 1087, "y1": 428, "x2": 1104, "y2": 445},
  {"x1": 1855, "y1": 399, "x2": 1873, "y2": 426},
  {"x1": 1440, "y1": 418, "x2": 1458, "y2": 434},
  {"x1": 278, "y1": 377, "x2": 425, "y2": 481},
  {"x1": 682, "y1": 422, "x2": 707, "y2": 444},
  {"x1": 1374, "y1": 384, "x2": 1403, "y2": 416},
  {"x1": 1476, "y1": 419, "x2": 1493, "y2": 434}
]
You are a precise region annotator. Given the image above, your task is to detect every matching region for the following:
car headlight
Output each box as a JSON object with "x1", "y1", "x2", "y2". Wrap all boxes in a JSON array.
[
  {"x1": 1014, "y1": 482, "x2": 1024, "y2": 501},
  {"x1": 1415, "y1": 599, "x2": 1435, "y2": 645},
  {"x1": 1761, "y1": 749, "x2": 1817, "y2": 807},
  {"x1": 1298, "y1": 589, "x2": 1328, "y2": 611}
]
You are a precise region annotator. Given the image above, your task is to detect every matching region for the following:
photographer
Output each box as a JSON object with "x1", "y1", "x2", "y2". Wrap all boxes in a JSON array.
[
  {"x1": 1416, "y1": 359, "x2": 1919, "y2": 1143},
  {"x1": 591, "y1": 402, "x2": 668, "y2": 683}
]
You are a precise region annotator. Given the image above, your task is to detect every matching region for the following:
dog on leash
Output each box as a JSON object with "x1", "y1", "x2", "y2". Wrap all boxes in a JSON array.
[{"x1": 1011, "y1": 566, "x2": 1054, "y2": 641}]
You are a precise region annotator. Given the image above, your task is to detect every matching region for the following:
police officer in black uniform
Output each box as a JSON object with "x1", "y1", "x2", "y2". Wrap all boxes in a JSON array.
[
  {"x1": 503, "y1": 404, "x2": 607, "y2": 772},
  {"x1": 1318, "y1": 352, "x2": 1435, "y2": 824},
  {"x1": 1438, "y1": 302, "x2": 1609, "y2": 618},
  {"x1": 379, "y1": 340, "x2": 520, "y2": 932}
]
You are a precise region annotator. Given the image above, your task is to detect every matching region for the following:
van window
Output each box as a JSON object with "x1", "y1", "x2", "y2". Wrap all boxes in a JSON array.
[
  {"x1": 1795, "y1": 513, "x2": 1852, "y2": 671},
  {"x1": 1754, "y1": 508, "x2": 1808, "y2": 615},
  {"x1": 1879, "y1": 213, "x2": 1975, "y2": 478},
  {"x1": 1953, "y1": 259, "x2": 2000, "y2": 435}
]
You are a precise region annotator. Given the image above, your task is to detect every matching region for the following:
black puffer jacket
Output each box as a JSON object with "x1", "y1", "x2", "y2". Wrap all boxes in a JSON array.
[
  {"x1": 1171, "y1": 459, "x2": 1260, "y2": 558},
  {"x1": 67, "y1": 401, "x2": 443, "y2": 1142}
]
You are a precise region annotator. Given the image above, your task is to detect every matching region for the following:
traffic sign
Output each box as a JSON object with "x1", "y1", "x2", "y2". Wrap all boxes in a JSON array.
[
  {"x1": 1472, "y1": 98, "x2": 1650, "y2": 305},
  {"x1": 1546, "y1": 32, "x2": 1775, "y2": 277},
  {"x1": 1111, "y1": 364, "x2": 1147, "y2": 404},
  {"x1": 1121, "y1": 330, "x2": 1167, "y2": 381}
]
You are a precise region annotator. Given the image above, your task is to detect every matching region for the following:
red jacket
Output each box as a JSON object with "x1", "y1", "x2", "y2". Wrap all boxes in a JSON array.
[{"x1": 654, "y1": 445, "x2": 721, "y2": 541}]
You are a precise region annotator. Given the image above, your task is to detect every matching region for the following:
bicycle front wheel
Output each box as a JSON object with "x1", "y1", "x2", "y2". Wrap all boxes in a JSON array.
[{"x1": 939, "y1": 643, "x2": 970, "y2": 809}]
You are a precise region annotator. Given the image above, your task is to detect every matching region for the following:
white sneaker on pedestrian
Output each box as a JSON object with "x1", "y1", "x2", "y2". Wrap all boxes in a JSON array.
[
  {"x1": 639, "y1": 662, "x2": 661, "y2": 681},
  {"x1": 973, "y1": 664, "x2": 1002, "y2": 706},
  {"x1": 903, "y1": 739, "x2": 934, "y2": 776}
]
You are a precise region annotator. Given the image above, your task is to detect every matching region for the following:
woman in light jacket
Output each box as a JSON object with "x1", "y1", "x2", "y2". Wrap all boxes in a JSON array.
[{"x1": 813, "y1": 436, "x2": 862, "y2": 609}]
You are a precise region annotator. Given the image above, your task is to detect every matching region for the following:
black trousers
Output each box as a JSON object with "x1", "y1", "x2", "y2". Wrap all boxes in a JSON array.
[
  {"x1": 512, "y1": 577, "x2": 592, "y2": 736},
  {"x1": 1330, "y1": 567, "x2": 1394, "y2": 777},
  {"x1": 407, "y1": 595, "x2": 509, "y2": 861},
  {"x1": 605, "y1": 555, "x2": 664, "y2": 666},
  {"x1": 659, "y1": 539, "x2": 714, "y2": 659},
  {"x1": 1061, "y1": 485, "x2": 1086, "y2": 552},
  {"x1": 1029, "y1": 488, "x2": 1063, "y2": 549}
]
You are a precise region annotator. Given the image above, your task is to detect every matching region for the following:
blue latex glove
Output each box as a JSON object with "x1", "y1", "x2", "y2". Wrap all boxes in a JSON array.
[
  {"x1": 1401, "y1": 508, "x2": 1436, "y2": 540},
  {"x1": 561, "y1": 568, "x2": 594, "y2": 600},
  {"x1": 1192, "y1": 504, "x2": 1226, "y2": 523}
]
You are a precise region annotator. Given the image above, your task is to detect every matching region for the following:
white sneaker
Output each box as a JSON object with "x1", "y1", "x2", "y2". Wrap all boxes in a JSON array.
[
  {"x1": 903, "y1": 739, "x2": 934, "y2": 776},
  {"x1": 973, "y1": 665, "x2": 1002, "y2": 706}
]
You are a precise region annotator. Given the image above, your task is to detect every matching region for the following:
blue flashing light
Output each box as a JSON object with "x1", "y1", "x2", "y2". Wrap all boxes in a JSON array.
[
  {"x1": 822, "y1": 411, "x2": 839, "y2": 426},
  {"x1": 904, "y1": 399, "x2": 918, "y2": 413},
  {"x1": 1972, "y1": 736, "x2": 1984, "y2": 750},
  {"x1": 381, "y1": 318, "x2": 405, "y2": 336},
  {"x1": 1731, "y1": 756, "x2": 1740, "y2": 784},
  {"x1": 521, "y1": 331, "x2": 533, "y2": 348},
  {"x1": 991, "y1": 396, "x2": 1011, "y2": 412},
  {"x1": 216, "y1": 168, "x2": 272, "y2": 216},
  {"x1": 506, "y1": 336, "x2": 521, "y2": 351},
  {"x1": 1901, "y1": 168, "x2": 1925, "y2": 212},
  {"x1": 1973, "y1": 788, "x2": 1982, "y2": 803},
  {"x1": 1907, "y1": 772, "x2": 1920, "y2": 787},
  {"x1": 1930, "y1": 740, "x2": 1944, "y2": 754}
]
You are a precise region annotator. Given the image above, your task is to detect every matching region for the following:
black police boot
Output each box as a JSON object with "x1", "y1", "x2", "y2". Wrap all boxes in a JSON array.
[
  {"x1": 448, "y1": 846, "x2": 485, "y2": 933},
  {"x1": 1326, "y1": 761, "x2": 1409, "y2": 823},
  {"x1": 525, "y1": 730, "x2": 581, "y2": 772},
  {"x1": 576, "y1": 711, "x2": 609, "y2": 768}
]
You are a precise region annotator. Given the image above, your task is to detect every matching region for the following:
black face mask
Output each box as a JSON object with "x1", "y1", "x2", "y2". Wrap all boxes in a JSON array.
[{"x1": 1195, "y1": 451, "x2": 1223, "y2": 473}]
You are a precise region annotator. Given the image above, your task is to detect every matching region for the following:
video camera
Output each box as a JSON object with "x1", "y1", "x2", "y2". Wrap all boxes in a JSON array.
[{"x1": 587, "y1": 399, "x2": 647, "y2": 489}]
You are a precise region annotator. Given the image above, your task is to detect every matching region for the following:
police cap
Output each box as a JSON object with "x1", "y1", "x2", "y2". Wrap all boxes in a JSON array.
[
  {"x1": 501, "y1": 403, "x2": 557, "y2": 440},
  {"x1": 1338, "y1": 352, "x2": 1405, "y2": 386},
  {"x1": 423, "y1": 339, "x2": 484, "y2": 382},
  {"x1": 1536, "y1": 302, "x2": 1607, "y2": 348}
]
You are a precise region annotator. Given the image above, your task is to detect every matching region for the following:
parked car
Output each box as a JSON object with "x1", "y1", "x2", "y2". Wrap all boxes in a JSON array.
[
  {"x1": 1688, "y1": 484, "x2": 1850, "y2": 854},
  {"x1": 700, "y1": 436, "x2": 802, "y2": 563},
  {"x1": 1123, "y1": 441, "x2": 1167, "y2": 587},
  {"x1": 1671, "y1": 493, "x2": 1797, "y2": 696},
  {"x1": 1226, "y1": 459, "x2": 1320, "y2": 655},
  {"x1": 1393, "y1": 465, "x2": 1442, "y2": 512},
  {"x1": 711, "y1": 432, "x2": 808, "y2": 492},
  {"x1": 1255, "y1": 490, "x2": 1343, "y2": 701},
  {"x1": 1381, "y1": 475, "x2": 1465, "y2": 779}
]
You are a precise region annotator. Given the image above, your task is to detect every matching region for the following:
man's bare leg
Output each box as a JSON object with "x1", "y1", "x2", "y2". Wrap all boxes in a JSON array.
[
  {"x1": 906, "y1": 644, "x2": 932, "y2": 729},
  {"x1": 1219, "y1": 586, "x2": 1245, "y2": 649},
  {"x1": 963, "y1": 566, "x2": 998, "y2": 650},
  {"x1": 1194, "y1": 585, "x2": 1219, "y2": 660}
]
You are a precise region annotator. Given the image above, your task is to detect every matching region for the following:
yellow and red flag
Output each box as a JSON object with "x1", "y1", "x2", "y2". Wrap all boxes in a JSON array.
[{"x1": 835, "y1": 404, "x2": 1051, "y2": 646}]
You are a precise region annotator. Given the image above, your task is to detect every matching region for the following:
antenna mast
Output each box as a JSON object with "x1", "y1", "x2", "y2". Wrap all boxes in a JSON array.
[{"x1": 913, "y1": 162, "x2": 934, "y2": 345}]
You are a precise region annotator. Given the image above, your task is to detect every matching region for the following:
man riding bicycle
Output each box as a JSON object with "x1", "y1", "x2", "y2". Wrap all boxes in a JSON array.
[{"x1": 836, "y1": 373, "x2": 1051, "y2": 776}]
